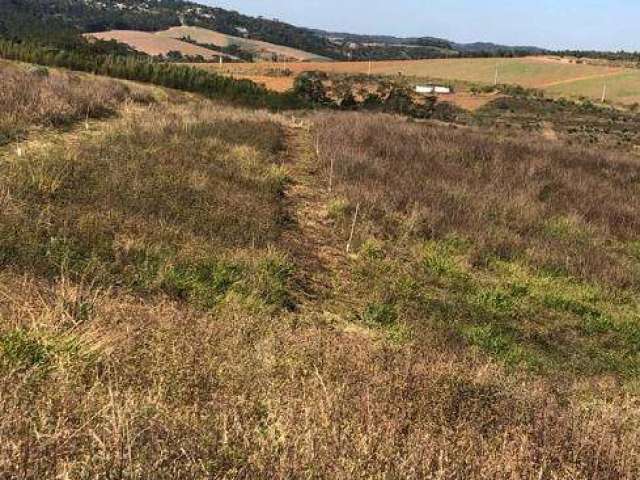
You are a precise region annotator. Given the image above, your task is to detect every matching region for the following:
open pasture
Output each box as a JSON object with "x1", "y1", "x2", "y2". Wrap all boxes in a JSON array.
[{"x1": 194, "y1": 56, "x2": 640, "y2": 105}]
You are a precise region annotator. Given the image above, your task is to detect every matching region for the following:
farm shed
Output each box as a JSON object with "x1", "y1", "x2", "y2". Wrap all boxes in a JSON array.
[{"x1": 415, "y1": 85, "x2": 452, "y2": 94}]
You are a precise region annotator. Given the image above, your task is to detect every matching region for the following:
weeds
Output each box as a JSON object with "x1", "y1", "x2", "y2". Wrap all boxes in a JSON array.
[
  {"x1": 0, "y1": 63, "x2": 153, "y2": 144},
  {"x1": 2, "y1": 63, "x2": 640, "y2": 479},
  {"x1": 316, "y1": 111, "x2": 640, "y2": 288}
]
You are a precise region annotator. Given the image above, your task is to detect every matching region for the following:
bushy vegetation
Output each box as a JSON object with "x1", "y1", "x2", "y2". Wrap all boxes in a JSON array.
[
  {"x1": 295, "y1": 71, "x2": 465, "y2": 120},
  {"x1": 475, "y1": 90, "x2": 640, "y2": 147}
]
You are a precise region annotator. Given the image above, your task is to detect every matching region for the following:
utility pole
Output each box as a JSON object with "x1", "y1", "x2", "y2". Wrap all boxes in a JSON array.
[
  {"x1": 494, "y1": 64, "x2": 499, "y2": 86},
  {"x1": 601, "y1": 83, "x2": 607, "y2": 103},
  {"x1": 368, "y1": 58, "x2": 372, "y2": 77}
]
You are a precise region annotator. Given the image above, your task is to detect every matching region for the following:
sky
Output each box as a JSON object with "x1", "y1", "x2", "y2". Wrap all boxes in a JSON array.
[{"x1": 203, "y1": 0, "x2": 640, "y2": 51}]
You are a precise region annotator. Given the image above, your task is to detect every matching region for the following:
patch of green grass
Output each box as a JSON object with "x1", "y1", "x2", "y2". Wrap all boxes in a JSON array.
[
  {"x1": 1, "y1": 328, "x2": 100, "y2": 374},
  {"x1": 619, "y1": 321, "x2": 640, "y2": 353},
  {"x1": 422, "y1": 241, "x2": 470, "y2": 285},
  {"x1": 249, "y1": 252, "x2": 296, "y2": 310},
  {"x1": 264, "y1": 165, "x2": 291, "y2": 197},
  {"x1": 541, "y1": 293, "x2": 613, "y2": 334},
  {"x1": 327, "y1": 198, "x2": 349, "y2": 221},
  {"x1": 359, "y1": 239, "x2": 385, "y2": 260},
  {"x1": 543, "y1": 216, "x2": 589, "y2": 242},
  {"x1": 163, "y1": 259, "x2": 243, "y2": 310},
  {"x1": 460, "y1": 324, "x2": 529, "y2": 366},
  {"x1": 628, "y1": 241, "x2": 640, "y2": 261},
  {"x1": 1, "y1": 329, "x2": 51, "y2": 370},
  {"x1": 160, "y1": 251, "x2": 296, "y2": 312},
  {"x1": 122, "y1": 246, "x2": 172, "y2": 291},
  {"x1": 471, "y1": 287, "x2": 520, "y2": 317},
  {"x1": 361, "y1": 302, "x2": 398, "y2": 326}
]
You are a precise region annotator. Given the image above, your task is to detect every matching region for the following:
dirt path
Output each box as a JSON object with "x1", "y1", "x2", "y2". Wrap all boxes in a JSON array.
[{"x1": 279, "y1": 120, "x2": 349, "y2": 312}]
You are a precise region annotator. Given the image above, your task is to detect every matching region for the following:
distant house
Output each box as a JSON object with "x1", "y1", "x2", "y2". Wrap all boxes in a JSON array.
[{"x1": 415, "y1": 85, "x2": 452, "y2": 95}]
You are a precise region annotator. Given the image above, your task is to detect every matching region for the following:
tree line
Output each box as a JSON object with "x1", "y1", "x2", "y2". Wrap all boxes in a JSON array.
[{"x1": 0, "y1": 39, "x2": 305, "y2": 110}]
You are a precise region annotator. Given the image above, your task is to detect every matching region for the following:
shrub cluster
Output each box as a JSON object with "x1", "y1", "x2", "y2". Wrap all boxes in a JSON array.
[{"x1": 295, "y1": 71, "x2": 465, "y2": 120}]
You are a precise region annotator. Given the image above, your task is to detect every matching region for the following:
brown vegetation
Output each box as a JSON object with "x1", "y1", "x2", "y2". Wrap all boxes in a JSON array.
[
  {"x1": 0, "y1": 63, "x2": 152, "y2": 144},
  {"x1": 1, "y1": 62, "x2": 640, "y2": 478},
  {"x1": 316, "y1": 112, "x2": 640, "y2": 376}
]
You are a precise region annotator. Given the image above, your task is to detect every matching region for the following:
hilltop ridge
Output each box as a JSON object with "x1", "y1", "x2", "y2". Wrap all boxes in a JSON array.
[{"x1": 0, "y1": 0, "x2": 546, "y2": 61}]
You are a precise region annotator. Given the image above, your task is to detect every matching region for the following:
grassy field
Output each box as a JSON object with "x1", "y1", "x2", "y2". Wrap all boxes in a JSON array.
[
  {"x1": 546, "y1": 70, "x2": 640, "y2": 105},
  {"x1": 2, "y1": 60, "x2": 640, "y2": 478},
  {"x1": 197, "y1": 56, "x2": 640, "y2": 105},
  {"x1": 0, "y1": 61, "x2": 154, "y2": 145}
]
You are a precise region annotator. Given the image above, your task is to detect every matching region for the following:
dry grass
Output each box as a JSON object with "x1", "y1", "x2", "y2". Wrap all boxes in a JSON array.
[
  {"x1": 157, "y1": 26, "x2": 329, "y2": 61},
  {"x1": 316, "y1": 112, "x2": 640, "y2": 377},
  {"x1": 1, "y1": 63, "x2": 640, "y2": 478},
  {"x1": 0, "y1": 98, "x2": 294, "y2": 312},
  {"x1": 1, "y1": 273, "x2": 639, "y2": 478},
  {"x1": 316, "y1": 112, "x2": 640, "y2": 287},
  {"x1": 0, "y1": 268, "x2": 639, "y2": 479},
  {"x1": 0, "y1": 62, "x2": 152, "y2": 145}
]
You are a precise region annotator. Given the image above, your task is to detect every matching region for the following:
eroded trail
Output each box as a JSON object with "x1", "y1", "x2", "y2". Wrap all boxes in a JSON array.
[{"x1": 279, "y1": 120, "x2": 349, "y2": 313}]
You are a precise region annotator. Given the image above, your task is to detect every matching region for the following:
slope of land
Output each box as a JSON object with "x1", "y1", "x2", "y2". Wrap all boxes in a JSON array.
[
  {"x1": 87, "y1": 30, "x2": 235, "y2": 60},
  {"x1": 157, "y1": 26, "x2": 330, "y2": 62},
  {"x1": 0, "y1": 0, "x2": 549, "y2": 61},
  {"x1": 2, "y1": 60, "x2": 640, "y2": 478}
]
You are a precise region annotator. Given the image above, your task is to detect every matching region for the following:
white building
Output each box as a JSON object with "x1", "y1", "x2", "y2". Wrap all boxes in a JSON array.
[{"x1": 415, "y1": 85, "x2": 452, "y2": 95}]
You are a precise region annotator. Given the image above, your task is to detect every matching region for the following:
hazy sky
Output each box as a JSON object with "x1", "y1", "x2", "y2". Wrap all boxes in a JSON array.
[{"x1": 203, "y1": 0, "x2": 640, "y2": 51}]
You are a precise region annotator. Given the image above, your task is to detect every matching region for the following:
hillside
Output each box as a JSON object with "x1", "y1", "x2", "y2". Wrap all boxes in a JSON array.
[
  {"x1": 318, "y1": 30, "x2": 547, "y2": 59},
  {"x1": 0, "y1": 0, "x2": 546, "y2": 61},
  {"x1": 0, "y1": 0, "x2": 341, "y2": 59},
  {"x1": 86, "y1": 25, "x2": 332, "y2": 63},
  {"x1": 157, "y1": 26, "x2": 330, "y2": 61},
  {"x1": 2, "y1": 57, "x2": 640, "y2": 478},
  {"x1": 88, "y1": 29, "x2": 237, "y2": 61}
]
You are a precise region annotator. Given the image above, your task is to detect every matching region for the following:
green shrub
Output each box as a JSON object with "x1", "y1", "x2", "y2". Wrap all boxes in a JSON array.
[
  {"x1": 327, "y1": 198, "x2": 349, "y2": 220},
  {"x1": 293, "y1": 72, "x2": 329, "y2": 105}
]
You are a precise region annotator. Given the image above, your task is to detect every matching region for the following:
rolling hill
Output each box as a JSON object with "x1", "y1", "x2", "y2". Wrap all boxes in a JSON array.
[
  {"x1": 157, "y1": 26, "x2": 330, "y2": 61},
  {"x1": 0, "y1": 0, "x2": 547, "y2": 61},
  {"x1": 86, "y1": 25, "x2": 329, "y2": 63},
  {"x1": 87, "y1": 29, "x2": 237, "y2": 60}
]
